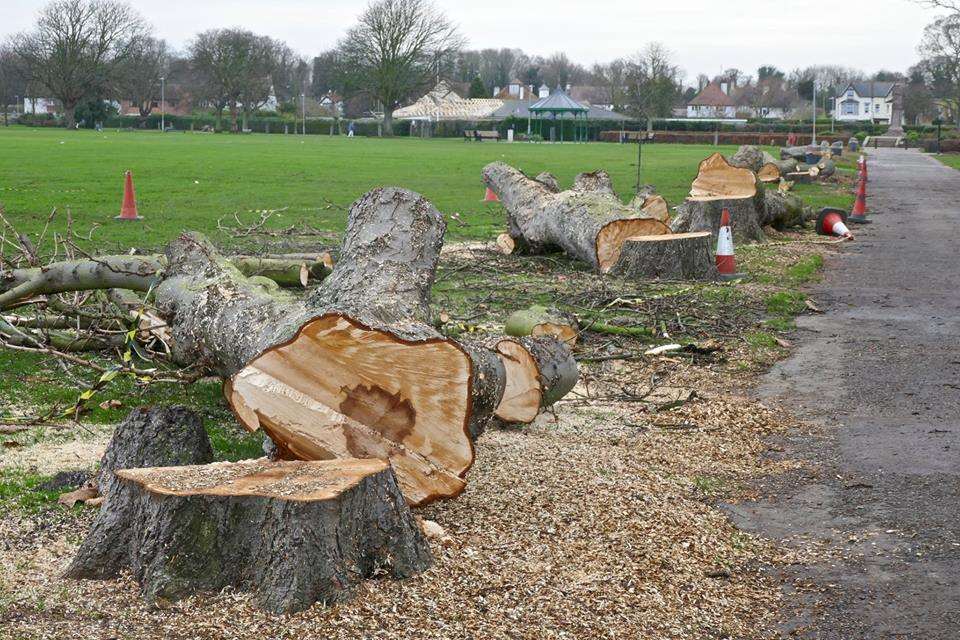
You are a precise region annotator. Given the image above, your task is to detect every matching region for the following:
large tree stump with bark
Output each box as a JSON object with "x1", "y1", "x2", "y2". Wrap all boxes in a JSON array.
[
  {"x1": 482, "y1": 162, "x2": 670, "y2": 272},
  {"x1": 763, "y1": 191, "x2": 809, "y2": 229},
  {"x1": 609, "y1": 231, "x2": 717, "y2": 280},
  {"x1": 671, "y1": 153, "x2": 765, "y2": 243},
  {"x1": 66, "y1": 458, "x2": 431, "y2": 613}
]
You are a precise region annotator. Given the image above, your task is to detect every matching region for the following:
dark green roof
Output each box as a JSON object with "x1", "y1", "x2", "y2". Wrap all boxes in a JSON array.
[{"x1": 529, "y1": 88, "x2": 588, "y2": 113}]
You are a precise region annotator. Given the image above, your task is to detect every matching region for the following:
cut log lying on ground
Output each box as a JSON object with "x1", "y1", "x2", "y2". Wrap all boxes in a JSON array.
[
  {"x1": 671, "y1": 153, "x2": 765, "y2": 243},
  {"x1": 493, "y1": 336, "x2": 580, "y2": 424},
  {"x1": 482, "y1": 162, "x2": 670, "y2": 271},
  {"x1": 758, "y1": 152, "x2": 799, "y2": 183},
  {"x1": 2, "y1": 188, "x2": 578, "y2": 507},
  {"x1": 762, "y1": 191, "x2": 809, "y2": 229},
  {"x1": 608, "y1": 231, "x2": 717, "y2": 280},
  {"x1": 505, "y1": 305, "x2": 578, "y2": 346},
  {"x1": 726, "y1": 145, "x2": 765, "y2": 173},
  {"x1": 0, "y1": 254, "x2": 331, "y2": 306},
  {"x1": 157, "y1": 187, "x2": 576, "y2": 505},
  {"x1": 786, "y1": 157, "x2": 835, "y2": 183},
  {"x1": 780, "y1": 146, "x2": 809, "y2": 161},
  {"x1": 66, "y1": 458, "x2": 431, "y2": 613}
]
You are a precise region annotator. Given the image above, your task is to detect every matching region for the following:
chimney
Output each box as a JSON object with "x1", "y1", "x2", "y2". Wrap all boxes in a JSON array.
[
  {"x1": 493, "y1": 86, "x2": 500, "y2": 97},
  {"x1": 720, "y1": 81, "x2": 729, "y2": 95}
]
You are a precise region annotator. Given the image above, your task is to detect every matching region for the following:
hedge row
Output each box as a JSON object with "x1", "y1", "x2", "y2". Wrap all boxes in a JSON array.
[{"x1": 598, "y1": 130, "x2": 852, "y2": 146}]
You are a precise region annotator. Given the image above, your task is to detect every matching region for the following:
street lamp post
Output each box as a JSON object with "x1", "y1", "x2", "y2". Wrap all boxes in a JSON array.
[
  {"x1": 301, "y1": 93, "x2": 306, "y2": 136},
  {"x1": 160, "y1": 76, "x2": 165, "y2": 132},
  {"x1": 811, "y1": 81, "x2": 817, "y2": 146}
]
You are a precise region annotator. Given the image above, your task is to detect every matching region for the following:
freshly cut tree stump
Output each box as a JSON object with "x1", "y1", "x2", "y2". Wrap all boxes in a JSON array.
[
  {"x1": 505, "y1": 305, "x2": 578, "y2": 346},
  {"x1": 482, "y1": 162, "x2": 670, "y2": 272},
  {"x1": 688, "y1": 152, "x2": 757, "y2": 202},
  {"x1": 671, "y1": 153, "x2": 764, "y2": 243},
  {"x1": 66, "y1": 458, "x2": 431, "y2": 613},
  {"x1": 609, "y1": 231, "x2": 717, "y2": 280},
  {"x1": 96, "y1": 406, "x2": 214, "y2": 497}
]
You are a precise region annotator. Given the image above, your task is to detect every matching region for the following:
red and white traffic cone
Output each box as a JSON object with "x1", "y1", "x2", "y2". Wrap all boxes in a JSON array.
[
  {"x1": 115, "y1": 171, "x2": 141, "y2": 220},
  {"x1": 848, "y1": 175, "x2": 871, "y2": 224},
  {"x1": 816, "y1": 208, "x2": 854, "y2": 240},
  {"x1": 715, "y1": 208, "x2": 745, "y2": 280},
  {"x1": 482, "y1": 186, "x2": 500, "y2": 202}
]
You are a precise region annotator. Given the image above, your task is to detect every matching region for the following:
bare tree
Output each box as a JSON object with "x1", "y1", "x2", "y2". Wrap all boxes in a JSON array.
[
  {"x1": 591, "y1": 59, "x2": 627, "y2": 110},
  {"x1": 10, "y1": 0, "x2": 147, "y2": 128},
  {"x1": 117, "y1": 36, "x2": 167, "y2": 125},
  {"x1": 919, "y1": 14, "x2": 960, "y2": 124},
  {"x1": 335, "y1": 0, "x2": 464, "y2": 135},
  {"x1": 189, "y1": 29, "x2": 276, "y2": 132},
  {"x1": 625, "y1": 43, "x2": 684, "y2": 120}
]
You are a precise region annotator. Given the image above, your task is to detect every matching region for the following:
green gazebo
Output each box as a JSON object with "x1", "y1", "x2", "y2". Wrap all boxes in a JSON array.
[{"x1": 528, "y1": 88, "x2": 589, "y2": 143}]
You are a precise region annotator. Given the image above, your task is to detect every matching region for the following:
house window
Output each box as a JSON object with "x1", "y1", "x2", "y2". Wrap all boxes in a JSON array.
[
  {"x1": 846, "y1": 90, "x2": 855, "y2": 98},
  {"x1": 842, "y1": 100, "x2": 858, "y2": 115},
  {"x1": 875, "y1": 103, "x2": 880, "y2": 113}
]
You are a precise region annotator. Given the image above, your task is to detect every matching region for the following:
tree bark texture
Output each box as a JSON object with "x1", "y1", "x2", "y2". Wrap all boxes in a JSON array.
[
  {"x1": 671, "y1": 187, "x2": 767, "y2": 244},
  {"x1": 95, "y1": 405, "x2": 214, "y2": 498},
  {"x1": 66, "y1": 458, "x2": 431, "y2": 613},
  {"x1": 609, "y1": 231, "x2": 717, "y2": 280},
  {"x1": 727, "y1": 145, "x2": 765, "y2": 173},
  {"x1": 482, "y1": 162, "x2": 670, "y2": 272}
]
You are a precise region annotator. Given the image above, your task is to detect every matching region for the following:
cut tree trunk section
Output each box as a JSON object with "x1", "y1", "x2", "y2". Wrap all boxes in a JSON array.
[
  {"x1": 148, "y1": 187, "x2": 575, "y2": 506},
  {"x1": 482, "y1": 162, "x2": 670, "y2": 272},
  {"x1": 608, "y1": 231, "x2": 717, "y2": 280},
  {"x1": 66, "y1": 458, "x2": 431, "y2": 613},
  {"x1": 688, "y1": 152, "x2": 758, "y2": 202},
  {"x1": 492, "y1": 336, "x2": 580, "y2": 424}
]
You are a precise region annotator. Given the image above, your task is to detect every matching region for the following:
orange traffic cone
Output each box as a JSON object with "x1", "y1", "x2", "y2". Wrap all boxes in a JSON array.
[
  {"x1": 848, "y1": 175, "x2": 871, "y2": 224},
  {"x1": 816, "y1": 208, "x2": 854, "y2": 240},
  {"x1": 483, "y1": 186, "x2": 500, "y2": 203},
  {"x1": 715, "y1": 208, "x2": 745, "y2": 280},
  {"x1": 115, "y1": 171, "x2": 141, "y2": 220}
]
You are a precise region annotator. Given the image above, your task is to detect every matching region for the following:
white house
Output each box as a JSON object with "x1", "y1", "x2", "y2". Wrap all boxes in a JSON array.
[
  {"x1": 686, "y1": 80, "x2": 736, "y2": 118},
  {"x1": 834, "y1": 82, "x2": 899, "y2": 123}
]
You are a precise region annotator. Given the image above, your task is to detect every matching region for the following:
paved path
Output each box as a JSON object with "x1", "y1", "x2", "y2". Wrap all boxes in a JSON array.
[{"x1": 726, "y1": 149, "x2": 960, "y2": 638}]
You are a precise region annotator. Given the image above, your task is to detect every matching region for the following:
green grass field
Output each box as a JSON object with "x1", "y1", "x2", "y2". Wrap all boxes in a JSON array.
[
  {"x1": 934, "y1": 153, "x2": 960, "y2": 170},
  {"x1": 0, "y1": 127, "x2": 851, "y2": 251}
]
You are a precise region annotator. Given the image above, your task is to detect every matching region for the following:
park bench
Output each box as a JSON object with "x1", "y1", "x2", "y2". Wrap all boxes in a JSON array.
[{"x1": 464, "y1": 129, "x2": 501, "y2": 142}]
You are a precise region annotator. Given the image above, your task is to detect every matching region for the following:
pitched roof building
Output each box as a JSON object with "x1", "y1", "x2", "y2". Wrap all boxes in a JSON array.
[
  {"x1": 834, "y1": 81, "x2": 900, "y2": 123},
  {"x1": 686, "y1": 80, "x2": 737, "y2": 118}
]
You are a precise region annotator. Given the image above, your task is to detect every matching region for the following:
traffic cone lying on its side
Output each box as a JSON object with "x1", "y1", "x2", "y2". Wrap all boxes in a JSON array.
[
  {"x1": 816, "y1": 208, "x2": 854, "y2": 241},
  {"x1": 483, "y1": 187, "x2": 500, "y2": 203},
  {"x1": 715, "y1": 208, "x2": 746, "y2": 280},
  {"x1": 115, "y1": 171, "x2": 141, "y2": 220},
  {"x1": 848, "y1": 175, "x2": 871, "y2": 224}
]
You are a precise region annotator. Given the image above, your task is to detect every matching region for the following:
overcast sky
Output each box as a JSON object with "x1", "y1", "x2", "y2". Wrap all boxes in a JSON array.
[{"x1": 0, "y1": 0, "x2": 940, "y2": 84}]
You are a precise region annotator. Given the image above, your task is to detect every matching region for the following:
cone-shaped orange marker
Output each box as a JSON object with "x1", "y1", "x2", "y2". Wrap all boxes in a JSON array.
[
  {"x1": 816, "y1": 208, "x2": 854, "y2": 240},
  {"x1": 483, "y1": 186, "x2": 500, "y2": 202},
  {"x1": 715, "y1": 208, "x2": 745, "y2": 280},
  {"x1": 848, "y1": 175, "x2": 871, "y2": 224},
  {"x1": 116, "y1": 171, "x2": 141, "y2": 220}
]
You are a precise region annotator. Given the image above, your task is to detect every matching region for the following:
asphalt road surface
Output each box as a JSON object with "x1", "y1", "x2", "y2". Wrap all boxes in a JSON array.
[{"x1": 725, "y1": 148, "x2": 960, "y2": 639}]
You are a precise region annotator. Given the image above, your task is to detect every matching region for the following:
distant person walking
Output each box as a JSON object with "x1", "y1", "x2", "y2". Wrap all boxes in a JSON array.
[{"x1": 348, "y1": 121, "x2": 355, "y2": 137}]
